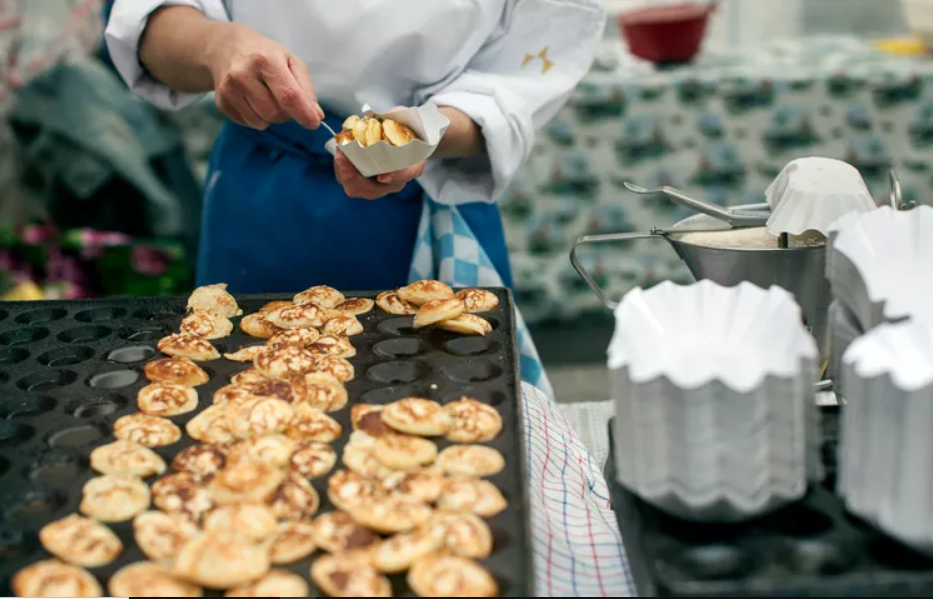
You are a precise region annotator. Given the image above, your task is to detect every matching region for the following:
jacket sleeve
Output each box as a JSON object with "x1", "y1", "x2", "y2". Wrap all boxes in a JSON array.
[
  {"x1": 104, "y1": 0, "x2": 230, "y2": 110},
  {"x1": 415, "y1": 0, "x2": 605, "y2": 206}
]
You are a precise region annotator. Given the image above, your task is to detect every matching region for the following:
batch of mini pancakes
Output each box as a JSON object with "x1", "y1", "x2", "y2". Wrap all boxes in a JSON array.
[
  {"x1": 334, "y1": 114, "x2": 417, "y2": 148},
  {"x1": 11, "y1": 281, "x2": 510, "y2": 597}
]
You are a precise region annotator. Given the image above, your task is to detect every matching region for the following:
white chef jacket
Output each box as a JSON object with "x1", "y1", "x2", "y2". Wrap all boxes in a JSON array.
[{"x1": 105, "y1": 0, "x2": 606, "y2": 206}]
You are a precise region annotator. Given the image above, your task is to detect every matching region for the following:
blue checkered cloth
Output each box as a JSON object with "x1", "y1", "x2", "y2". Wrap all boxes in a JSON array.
[{"x1": 408, "y1": 199, "x2": 555, "y2": 402}]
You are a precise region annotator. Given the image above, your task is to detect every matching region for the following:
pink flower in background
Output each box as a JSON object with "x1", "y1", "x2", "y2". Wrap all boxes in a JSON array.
[
  {"x1": 132, "y1": 246, "x2": 170, "y2": 276},
  {"x1": 47, "y1": 250, "x2": 85, "y2": 287},
  {"x1": 19, "y1": 222, "x2": 56, "y2": 245},
  {"x1": 79, "y1": 229, "x2": 132, "y2": 247}
]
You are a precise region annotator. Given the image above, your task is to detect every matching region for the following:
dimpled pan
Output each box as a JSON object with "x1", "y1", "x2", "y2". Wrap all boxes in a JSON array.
[
  {"x1": 605, "y1": 406, "x2": 933, "y2": 597},
  {"x1": 0, "y1": 289, "x2": 531, "y2": 597}
]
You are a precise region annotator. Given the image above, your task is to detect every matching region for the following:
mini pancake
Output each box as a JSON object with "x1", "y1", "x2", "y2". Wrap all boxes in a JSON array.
[
  {"x1": 11, "y1": 559, "x2": 102, "y2": 598},
  {"x1": 428, "y1": 510, "x2": 494, "y2": 559},
  {"x1": 445, "y1": 397, "x2": 503, "y2": 443},
  {"x1": 380, "y1": 469, "x2": 444, "y2": 504},
  {"x1": 289, "y1": 440, "x2": 337, "y2": 479},
  {"x1": 347, "y1": 495, "x2": 433, "y2": 534},
  {"x1": 157, "y1": 333, "x2": 220, "y2": 362},
  {"x1": 226, "y1": 395, "x2": 295, "y2": 439},
  {"x1": 414, "y1": 298, "x2": 465, "y2": 328},
  {"x1": 269, "y1": 520, "x2": 317, "y2": 565},
  {"x1": 180, "y1": 310, "x2": 233, "y2": 340},
  {"x1": 245, "y1": 378, "x2": 302, "y2": 404},
  {"x1": 335, "y1": 297, "x2": 375, "y2": 315},
  {"x1": 115, "y1": 413, "x2": 182, "y2": 447},
  {"x1": 223, "y1": 345, "x2": 266, "y2": 362},
  {"x1": 408, "y1": 555, "x2": 498, "y2": 597},
  {"x1": 352, "y1": 117, "x2": 369, "y2": 145},
  {"x1": 294, "y1": 285, "x2": 345, "y2": 309},
  {"x1": 175, "y1": 533, "x2": 271, "y2": 590},
  {"x1": 152, "y1": 473, "x2": 215, "y2": 523},
  {"x1": 138, "y1": 382, "x2": 200, "y2": 417},
  {"x1": 363, "y1": 117, "x2": 383, "y2": 146},
  {"x1": 259, "y1": 300, "x2": 293, "y2": 314},
  {"x1": 293, "y1": 372, "x2": 348, "y2": 413},
  {"x1": 343, "y1": 431, "x2": 393, "y2": 479},
  {"x1": 437, "y1": 445, "x2": 505, "y2": 478},
  {"x1": 90, "y1": 439, "x2": 167, "y2": 478},
  {"x1": 308, "y1": 334, "x2": 357, "y2": 358},
  {"x1": 227, "y1": 434, "x2": 296, "y2": 469},
  {"x1": 186, "y1": 404, "x2": 235, "y2": 445},
  {"x1": 268, "y1": 472, "x2": 321, "y2": 521},
  {"x1": 134, "y1": 510, "x2": 201, "y2": 562},
  {"x1": 265, "y1": 304, "x2": 329, "y2": 329},
  {"x1": 375, "y1": 290, "x2": 417, "y2": 315},
  {"x1": 397, "y1": 280, "x2": 454, "y2": 305},
  {"x1": 110, "y1": 561, "x2": 203, "y2": 597},
  {"x1": 351, "y1": 404, "x2": 392, "y2": 436},
  {"x1": 230, "y1": 369, "x2": 266, "y2": 385},
  {"x1": 212, "y1": 383, "x2": 253, "y2": 406},
  {"x1": 322, "y1": 313, "x2": 363, "y2": 336},
  {"x1": 265, "y1": 327, "x2": 320, "y2": 350},
  {"x1": 373, "y1": 434, "x2": 438, "y2": 470},
  {"x1": 382, "y1": 118, "x2": 417, "y2": 147},
  {"x1": 311, "y1": 511, "x2": 381, "y2": 555},
  {"x1": 373, "y1": 525, "x2": 440, "y2": 573},
  {"x1": 285, "y1": 403, "x2": 342, "y2": 443},
  {"x1": 210, "y1": 461, "x2": 286, "y2": 505},
  {"x1": 342, "y1": 115, "x2": 361, "y2": 131},
  {"x1": 454, "y1": 288, "x2": 499, "y2": 313},
  {"x1": 335, "y1": 130, "x2": 354, "y2": 145},
  {"x1": 203, "y1": 503, "x2": 277, "y2": 542},
  {"x1": 254, "y1": 345, "x2": 318, "y2": 380},
  {"x1": 437, "y1": 477, "x2": 508, "y2": 518},
  {"x1": 80, "y1": 475, "x2": 151, "y2": 523},
  {"x1": 239, "y1": 313, "x2": 279, "y2": 339},
  {"x1": 187, "y1": 282, "x2": 241, "y2": 318},
  {"x1": 39, "y1": 514, "x2": 123, "y2": 568},
  {"x1": 311, "y1": 553, "x2": 392, "y2": 598},
  {"x1": 327, "y1": 469, "x2": 386, "y2": 513},
  {"x1": 225, "y1": 570, "x2": 309, "y2": 597},
  {"x1": 309, "y1": 354, "x2": 354, "y2": 382},
  {"x1": 172, "y1": 444, "x2": 227, "y2": 483},
  {"x1": 436, "y1": 314, "x2": 492, "y2": 336},
  {"x1": 382, "y1": 397, "x2": 450, "y2": 436},
  {"x1": 144, "y1": 357, "x2": 210, "y2": 386}
]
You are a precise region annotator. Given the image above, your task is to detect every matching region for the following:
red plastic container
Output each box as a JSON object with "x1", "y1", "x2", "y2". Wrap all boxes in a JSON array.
[{"x1": 617, "y1": 3, "x2": 716, "y2": 64}]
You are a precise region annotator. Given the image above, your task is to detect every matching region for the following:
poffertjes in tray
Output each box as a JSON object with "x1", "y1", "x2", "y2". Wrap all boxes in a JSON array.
[
  {"x1": 9, "y1": 281, "x2": 512, "y2": 598},
  {"x1": 334, "y1": 114, "x2": 418, "y2": 148}
]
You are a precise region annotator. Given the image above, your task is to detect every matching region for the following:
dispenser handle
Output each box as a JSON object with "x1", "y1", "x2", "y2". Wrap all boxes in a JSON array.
[{"x1": 569, "y1": 232, "x2": 674, "y2": 310}]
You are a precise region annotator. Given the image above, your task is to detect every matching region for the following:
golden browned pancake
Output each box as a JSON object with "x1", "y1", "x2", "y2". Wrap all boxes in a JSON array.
[
  {"x1": 342, "y1": 115, "x2": 361, "y2": 131},
  {"x1": 224, "y1": 570, "x2": 309, "y2": 597},
  {"x1": 187, "y1": 283, "x2": 241, "y2": 318},
  {"x1": 408, "y1": 555, "x2": 498, "y2": 597},
  {"x1": 186, "y1": 404, "x2": 235, "y2": 445},
  {"x1": 436, "y1": 314, "x2": 493, "y2": 336},
  {"x1": 372, "y1": 525, "x2": 440, "y2": 573},
  {"x1": 380, "y1": 468, "x2": 444, "y2": 504},
  {"x1": 265, "y1": 328, "x2": 321, "y2": 350},
  {"x1": 322, "y1": 314, "x2": 363, "y2": 336},
  {"x1": 375, "y1": 290, "x2": 418, "y2": 315},
  {"x1": 363, "y1": 118, "x2": 383, "y2": 147},
  {"x1": 227, "y1": 434, "x2": 296, "y2": 469},
  {"x1": 334, "y1": 297, "x2": 375, "y2": 315},
  {"x1": 268, "y1": 472, "x2": 321, "y2": 521},
  {"x1": 289, "y1": 440, "x2": 337, "y2": 479},
  {"x1": 342, "y1": 431, "x2": 393, "y2": 479},
  {"x1": 311, "y1": 553, "x2": 392, "y2": 597},
  {"x1": 245, "y1": 378, "x2": 302, "y2": 404},
  {"x1": 398, "y1": 280, "x2": 454, "y2": 306},
  {"x1": 294, "y1": 285, "x2": 345, "y2": 309},
  {"x1": 269, "y1": 520, "x2": 317, "y2": 565},
  {"x1": 335, "y1": 130, "x2": 355, "y2": 145},
  {"x1": 209, "y1": 461, "x2": 286, "y2": 505},
  {"x1": 351, "y1": 404, "x2": 392, "y2": 436},
  {"x1": 157, "y1": 333, "x2": 220, "y2": 362},
  {"x1": 414, "y1": 298, "x2": 465, "y2": 328},
  {"x1": 293, "y1": 372, "x2": 348, "y2": 412},
  {"x1": 11, "y1": 559, "x2": 102, "y2": 597},
  {"x1": 254, "y1": 345, "x2": 318, "y2": 380},
  {"x1": 80, "y1": 475, "x2": 151, "y2": 523},
  {"x1": 223, "y1": 345, "x2": 266, "y2": 363},
  {"x1": 265, "y1": 304, "x2": 329, "y2": 330},
  {"x1": 373, "y1": 434, "x2": 438, "y2": 470},
  {"x1": 171, "y1": 445, "x2": 227, "y2": 484},
  {"x1": 437, "y1": 477, "x2": 507, "y2": 518},
  {"x1": 347, "y1": 495, "x2": 433, "y2": 535},
  {"x1": 114, "y1": 413, "x2": 182, "y2": 447},
  {"x1": 110, "y1": 561, "x2": 203, "y2": 597},
  {"x1": 144, "y1": 357, "x2": 210, "y2": 386},
  {"x1": 445, "y1": 397, "x2": 503, "y2": 443},
  {"x1": 382, "y1": 397, "x2": 451, "y2": 437},
  {"x1": 307, "y1": 334, "x2": 356, "y2": 359},
  {"x1": 225, "y1": 395, "x2": 295, "y2": 439},
  {"x1": 134, "y1": 510, "x2": 201, "y2": 562},
  {"x1": 212, "y1": 383, "x2": 253, "y2": 406},
  {"x1": 311, "y1": 511, "x2": 380, "y2": 555},
  {"x1": 180, "y1": 310, "x2": 233, "y2": 340},
  {"x1": 239, "y1": 313, "x2": 279, "y2": 339},
  {"x1": 454, "y1": 288, "x2": 499, "y2": 313},
  {"x1": 203, "y1": 502, "x2": 277, "y2": 542},
  {"x1": 352, "y1": 117, "x2": 370, "y2": 145},
  {"x1": 428, "y1": 510, "x2": 494, "y2": 559},
  {"x1": 39, "y1": 514, "x2": 123, "y2": 568},
  {"x1": 259, "y1": 300, "x2": 293, "y2": 314},
  {"x1": 230, "y1": 369, "x2": 266, "y2": 385},
  {"x1": 437, "y1": 445, "x2": 505, "y2": 478},
  {"x1": 327, "y1": 469, "x2": 386, "y2": 513},
  {"x1": 151, "y1": 472, "x2": 215, "y2": 523},
  {"x1": 285, "y1": 403, "x2": 342, "y2": 443},
  {"x1": 90, "y1": 439, "x2": 167, "y2": 478},
  {"x1": 382, "y1": 118, "x2": 418, "y2": 147},
  {"x1": 309, "y1": 354, "x2": 354, "y2": 383},
  {"x1": 138, "y1": 382, "x2": 200, "y2": 417},
  {"x1": 174, "y1": 533, "x2": 271, "y2": 590}
]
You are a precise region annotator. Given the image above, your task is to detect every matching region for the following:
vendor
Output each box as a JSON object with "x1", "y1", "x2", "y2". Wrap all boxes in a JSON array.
[{"x1": 104, "y1": 0, "x2": 606, "y2": 294}]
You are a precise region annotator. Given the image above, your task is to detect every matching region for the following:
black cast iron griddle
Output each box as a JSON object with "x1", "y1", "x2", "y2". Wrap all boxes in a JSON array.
[
  {"x1": 0, "y1": 289, "x2": 531, "y2": 597},
  {"x1": 604, "y1": 407, "x2": 933, "y2": 597}
]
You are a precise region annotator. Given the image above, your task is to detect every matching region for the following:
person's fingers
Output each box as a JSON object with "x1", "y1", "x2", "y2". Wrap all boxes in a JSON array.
[
  {"x1": 241, "y1": 79, "x2": 290, "y2": 123},
  {"x1": 376, "y1": 162, "x2": 425, "y2": 185},
  {"x1": 254, "y1": 52, "x2": 321, "y2": 129},
  {"x1": 335, "y1": 154, "x2": 405, "y2": 199},
  {"x1": 289, "y1": 56, "x2": 325, "y2": 124},
  {"x1": 217, "y1": 92, "x2": 268, "y2": 129}
]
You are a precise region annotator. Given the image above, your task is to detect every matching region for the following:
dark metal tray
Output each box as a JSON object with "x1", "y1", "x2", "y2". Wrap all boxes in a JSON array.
[
  {"x1": 604, "y1": 406, "x2": 933, "y2": 597},
  {"x1": 0, "y1": 289, "x2": 531, "y2": 597}
]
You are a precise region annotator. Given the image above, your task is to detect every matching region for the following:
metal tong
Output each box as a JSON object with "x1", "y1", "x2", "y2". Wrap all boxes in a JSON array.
[{"x1": 623, "y1": 182, "x2": 770, "y2": 227}]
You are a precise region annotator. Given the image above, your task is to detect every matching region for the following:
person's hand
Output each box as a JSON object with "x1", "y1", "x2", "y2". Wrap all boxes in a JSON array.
[
  {"x1": 334, "y1": 152, "x2": 425, "y2": 200},
  {"x1": 205, "y1": 23, "x2": 324, "y2": 130}
]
